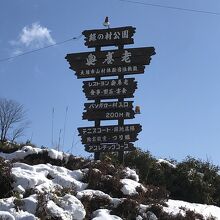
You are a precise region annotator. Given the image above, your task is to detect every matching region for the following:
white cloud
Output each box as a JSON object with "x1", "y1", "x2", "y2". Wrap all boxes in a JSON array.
[{"x1": 10, "y1": 23, "x2": 56, "y2": 49}]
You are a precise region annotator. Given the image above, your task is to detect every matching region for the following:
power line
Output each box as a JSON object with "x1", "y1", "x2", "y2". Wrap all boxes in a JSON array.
[
  {"x1": 0, "y1": 34, "x2": 82, "y2": 63},
  {"x1": 118, "y1": 0, "x2": 220, "y2": 16}
]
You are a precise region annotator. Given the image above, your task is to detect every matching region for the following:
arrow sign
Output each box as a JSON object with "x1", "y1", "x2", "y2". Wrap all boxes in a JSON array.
[
  {"x1": 65, "y1": 47, "x2": 155, "y2": 78},
  {"x1": 78, "y1": 124, "x2": 142, "y2": 136},
  {"x1": 83, "y1": 109, "x2": 135, "y2": 121},
  {"x1": 84, "y1": 101, "x2": 133, "y2": 111},
  {"x1": 85, "y1": 143, "x2": 135, "y2": 152}
]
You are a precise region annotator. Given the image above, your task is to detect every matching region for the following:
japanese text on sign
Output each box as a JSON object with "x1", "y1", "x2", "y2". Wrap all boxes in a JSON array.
[
  {"x1": 82, "y1": 26, "x2": 136, "y2": 48},
  {"x1": 86, "y1": 50, "x2": 132, "y2": 66}
]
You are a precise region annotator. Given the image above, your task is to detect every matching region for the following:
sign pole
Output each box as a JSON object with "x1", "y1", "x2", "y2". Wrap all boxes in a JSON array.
[
  {"x1": 118, "y1": 45, "x2": 124, "y2": 164},
  {"x1": 94, "y1": 46, "x2": 101, "y2": 160}
]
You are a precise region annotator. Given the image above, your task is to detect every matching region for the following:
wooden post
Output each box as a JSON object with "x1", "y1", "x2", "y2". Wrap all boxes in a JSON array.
[
  {"x1": 118, "y1": 45, "x2": 124, "y2": 164},
  {"x1": 94, "y1": 46, "x2": 101, "y2": 160}
]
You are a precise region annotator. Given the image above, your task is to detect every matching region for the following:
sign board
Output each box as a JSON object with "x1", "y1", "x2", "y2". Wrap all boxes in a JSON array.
[
  {"x1": 84, "y1": 101, "x2": 133, "y2": 111},
  {"x1": 83, "y1": 78, "x2": 137, "y2": 89},
  {"x1": 85, "y1": 143, "x2": 135, "y2": 152},
  {"x1": 65, "y1": 47, "x2": 155, "y2": 78},
  {"x1": 82, "y1": 26, "x2": 136, "y2": 48},
  {"x1": 78, "y1": 124, "x2": 142, "y2": 136},
  {"x1": 83, "y1": 86, "x2": 136, "y2": 100},
  {"x1": 83, "y1": 78, "x2": 137, "y2": 99},
  {"x1": 81, "y1": 132, "x2": 139, "y2": 144},
  {"x1": 83, "y1": 109, "x2": 135, "y2": 121}
]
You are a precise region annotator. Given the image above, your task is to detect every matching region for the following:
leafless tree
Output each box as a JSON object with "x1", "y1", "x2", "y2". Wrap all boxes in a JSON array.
[{"x1": 0, "y1": 98, "x2": 28, "y2": 143}]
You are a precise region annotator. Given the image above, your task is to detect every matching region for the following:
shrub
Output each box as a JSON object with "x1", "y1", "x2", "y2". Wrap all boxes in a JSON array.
[
  {"x1": 121, "y1": 149, "x2": 220, "y2": 207},
  {"x1": 168, "y1": 157, "x2": 220, "y2": 206},
  {"x1": 0, "y1": 157, "x2": 13, "y2": 198},
  {"x1": 83, "y1": 167, "x2": 124, "y2": 198},
  {"x1": 80, "y1": 195, "x2": 112, "y2": 220},
  {"x1": 111, "y1": 198, "x2": 139, "y2": 219}
]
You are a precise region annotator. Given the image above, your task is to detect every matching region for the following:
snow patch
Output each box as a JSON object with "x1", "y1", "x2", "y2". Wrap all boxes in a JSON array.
[
  {"x1": 12, "y1": 163, "x2": 87, "y2": 193},
  {"x1": 0, "y1": 211, "x2": 15, "y2": 220},
  {"x1": 120, "y1": 178, "x2": 142, "y2": 195},
  {"x1": 123, "y1": 167, "x2": 139, "y2": 182},
  {"x1": 157, "y1": 159, "x2": 176, "y2": 168},
  {"x1": 164, "y1": 199, "x2": 220, "y2": 219},
  {"x1": 0, "y1": 146, "x2": 42, "y2": 160},
  {"x1": 92, "y1": 209, "x2": 122, "y2": 220}
]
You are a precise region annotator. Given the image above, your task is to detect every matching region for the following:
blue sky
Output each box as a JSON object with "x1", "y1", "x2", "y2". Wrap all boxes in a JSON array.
[{"x1": 1, "y1": 0, "x2": 220, "y2": 165}]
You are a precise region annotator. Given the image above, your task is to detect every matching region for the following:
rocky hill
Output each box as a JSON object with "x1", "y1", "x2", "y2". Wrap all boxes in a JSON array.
[{"x1": 0, "y1": 144, "x2": 220, "y2": 219}]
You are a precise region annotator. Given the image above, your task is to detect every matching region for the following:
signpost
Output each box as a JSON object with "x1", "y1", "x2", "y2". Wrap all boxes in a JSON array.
[{"x1": 65, "y1": 24, "x2": 155, "y2": 162}]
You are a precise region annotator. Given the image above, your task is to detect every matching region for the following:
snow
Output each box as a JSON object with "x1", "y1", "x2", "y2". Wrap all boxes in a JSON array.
[
  {"x1": 0, "y1": 145, "x2": 69, "y2": 162},
  {"x1": 56, "y1": 194, "x2": 85, "y2": 219},
  {"x1": 92, "y1": 209, "x2": 122, "y2": 220},
  {"x1": 157, "y1": 159, "x2": 176, "y2": 168},
  {"x1": 0, "y1": 197, "x2": 15, "y2": 211},
  {"x1": 165, "y1": 200, "x2": 220, "y2": 219},
  {"x1": 123, "y1": 167, "x2": 139, "y2": 182},
  {"x1": 0, "y1": 145, "x2": 220, "y2": 219},
  {"x1": 0, "y1": 211, "x2": 15, "y2": 220},
  {"x1": 13, "y1": 211, "x2": 37, "y2": 220},
  {"x1": 120, "y1": 178, "x2": 143, "y2": 195},
  {"x1": 48, "y1": 148, "x2": 65, "y2": 160},
  {"x1": 77, "y1": 189, "x2": 111, "y2": 200},
  {"x1": 22, "y1": 195, "x2": 38, "y2": 214},
  {"x1": 12, "y1": 162, "x2": 87, "y2": 193},
  {"x1": 0, "y1": 146, "x2": 42, "y2": 160}
]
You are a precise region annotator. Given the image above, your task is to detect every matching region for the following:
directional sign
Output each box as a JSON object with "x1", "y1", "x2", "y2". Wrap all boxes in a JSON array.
[
  {"x1": 83, "y1": 78, "x2": 137, "y2": 89},
  {"x1": 82, "y1": 26, "x2": 136, "y2": 48},
  {"x1": 65, "y1": 47, "x2": 155, "y2": 78},
  {"x1": 81, "y1": 133, "x2": 139, "y2": 144},
  {"x1": 84, "y1": 101, "x2": 133, "y2": 111},
  {"x1": 78, "y1": 124, "x2": 142, "y2": 136},
  {"x1": 83, "y1": 78, "x2": 137, "y2": 99},
  {"x1": 83, "y1": 109, "x2": 135, "y2": 121},
  {"x1": 83, "y1": 86, "x2": 136, "y2": 100},
  {"x1": 85, "y1": 143, "x2": 135, "y2": 152}
]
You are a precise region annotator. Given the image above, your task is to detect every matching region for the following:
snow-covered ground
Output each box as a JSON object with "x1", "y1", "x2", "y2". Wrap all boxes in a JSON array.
[{"x1": 0, "y1": 146, "x2": 220, "y2": 219}]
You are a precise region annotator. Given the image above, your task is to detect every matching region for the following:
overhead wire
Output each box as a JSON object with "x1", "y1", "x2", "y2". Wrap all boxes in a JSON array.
[
  {"x1": 1, "y1": 1, "x2": 219, "y2": 63},
  {"x1": 0, "y1": 34, "x2": 83, "y2": 63},
  {"x1": 118, "y1": 0, "x2": 220, "y2": 16}
]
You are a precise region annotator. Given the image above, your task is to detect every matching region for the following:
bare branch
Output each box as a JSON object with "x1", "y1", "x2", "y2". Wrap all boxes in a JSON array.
[{"x1": 0, "y1": 98, "x2": 27, "y2": 143}]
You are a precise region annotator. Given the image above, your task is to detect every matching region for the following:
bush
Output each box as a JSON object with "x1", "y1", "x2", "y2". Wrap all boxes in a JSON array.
[
  {"x1": 0, "y1": 141, "x2": 22, "y2": 153},
  {"x1": 83, "y1": 163, "x2": 124, "y2": 198},
  {"x1": 119, "y1": 149, "x2": 220, "y2": 207},
  {"x1": 0, "y1": 157, "x2": 13, "y2": 198},
  {"x1": 170, "y1": 157, "x2": 220, "y2": 206},
  {"x1": 80, "y1": 195, "x2": 112, "y2": 220}
]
